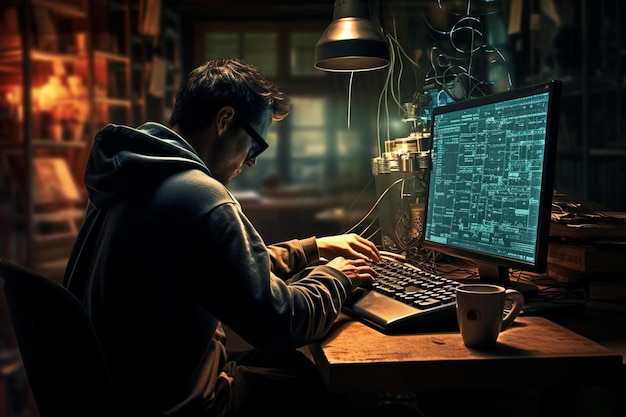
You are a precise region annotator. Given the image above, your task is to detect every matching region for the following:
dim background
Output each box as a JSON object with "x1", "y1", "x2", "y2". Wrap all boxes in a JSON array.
[{"x1": 0, "y1": 1, "x2": 624, "y2": 415}]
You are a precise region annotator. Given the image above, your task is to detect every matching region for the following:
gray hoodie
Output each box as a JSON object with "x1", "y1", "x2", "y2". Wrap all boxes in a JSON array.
[{"x1": 63, "y1": 122, "x2": 351, "y2": 416}]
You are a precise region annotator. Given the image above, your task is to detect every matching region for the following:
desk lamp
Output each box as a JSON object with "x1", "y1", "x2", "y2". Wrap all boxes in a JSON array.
[{"x1": 315, "y1": 0, "x2": 390, "y2": 72}]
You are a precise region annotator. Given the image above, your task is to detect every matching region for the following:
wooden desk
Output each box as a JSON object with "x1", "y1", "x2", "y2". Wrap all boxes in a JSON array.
[{"x1": 307, "y1": 314, "x2": 623, "y2": 394}]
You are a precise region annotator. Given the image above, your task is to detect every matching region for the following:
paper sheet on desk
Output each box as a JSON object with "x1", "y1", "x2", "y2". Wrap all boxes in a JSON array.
[
  {"x1": 599, "y1": 211, "x2": 626, "y2": 220},
  {"x1": 550, "y1": 222, "x2": 626, "y2": 240},
  {"x1": 550, "y1": 208, "x2": 626, "y2": 240}
]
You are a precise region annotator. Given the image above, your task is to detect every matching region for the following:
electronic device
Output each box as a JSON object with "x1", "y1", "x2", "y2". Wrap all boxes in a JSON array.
[
  {"x1": 422, "y1": 79, "x2": 562, "y2": 295},
  {"x1": 345, "y1": 80, "x2": 561, "y2": 333},
  {"x1": 345, "y1": 252, "x2": 461, "y2": 333}
]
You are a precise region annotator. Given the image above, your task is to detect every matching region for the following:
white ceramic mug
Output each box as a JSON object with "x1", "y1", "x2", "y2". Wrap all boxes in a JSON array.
[{"x1": 455, "y1": 283, "x2": 524, "y2": 348}]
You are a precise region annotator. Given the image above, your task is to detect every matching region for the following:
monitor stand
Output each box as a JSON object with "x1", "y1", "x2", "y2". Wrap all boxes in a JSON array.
[
  {"x1": 506, "y1": 281, "x2": 539, "y2": 298},
  {"x1": 475, "y1": 262, "x2": 539, "y2": 299}
]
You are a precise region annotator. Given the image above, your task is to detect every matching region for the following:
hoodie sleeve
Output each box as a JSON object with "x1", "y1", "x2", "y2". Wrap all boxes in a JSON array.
[
  {"x1": 265, "y1": 237, "x2": 320, "y2": 280},
  {"x1": 194, "y1": 202, "x2": 351, "y2": 350},
  {"x1": 156, "y1": 170, "x2": 351, "y2": 350}
]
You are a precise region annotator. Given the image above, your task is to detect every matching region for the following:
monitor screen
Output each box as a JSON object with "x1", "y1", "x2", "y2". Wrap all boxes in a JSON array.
[{"x1": 422, "y1": 80, "x2": 562, "y2": 295}]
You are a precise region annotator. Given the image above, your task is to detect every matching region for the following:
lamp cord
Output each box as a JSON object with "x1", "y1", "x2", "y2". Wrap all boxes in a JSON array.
[{"x1": 348, "y1": 71, "x2": 354, "y2": 130}]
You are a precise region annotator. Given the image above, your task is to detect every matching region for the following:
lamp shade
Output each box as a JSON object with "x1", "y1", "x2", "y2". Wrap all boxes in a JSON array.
[{"x1": 315, "y1": 0, "x2": 390, "y2": 72}]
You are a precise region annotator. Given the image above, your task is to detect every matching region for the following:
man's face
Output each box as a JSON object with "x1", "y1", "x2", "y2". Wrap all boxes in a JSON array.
[{"x1": 208, "y1": 112, "x2": 271, "y2": 185}]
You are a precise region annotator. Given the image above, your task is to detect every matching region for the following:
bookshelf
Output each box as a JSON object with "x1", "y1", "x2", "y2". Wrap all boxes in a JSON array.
[
  {"x1": 142, "y1": 6, "x2": 181, "y2": 124},
  {"x1": 525, "y1": 0, "x2": 626, "y2": 210},
  {"x1": 128, "y1": 0, "x2": 179, "y2": 126},
  {"x1": 91, "y1": 0, "x2": 133, "y2": 129},
  {"x1": 0, "y1": 0, "x2": 135, "y2": 282}
]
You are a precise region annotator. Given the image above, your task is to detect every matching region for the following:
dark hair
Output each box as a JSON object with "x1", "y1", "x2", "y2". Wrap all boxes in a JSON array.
[{"x1": 168, "y1": 58, "x2": 291, "y2": 137}]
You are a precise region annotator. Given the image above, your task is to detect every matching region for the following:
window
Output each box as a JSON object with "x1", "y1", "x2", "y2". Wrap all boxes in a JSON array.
[
  {"x1": 290, "y1": 32, "x2": 325, "y2": 77},
  {"x1": 203, "y1": 32, "x2": 277, "y2": 76},
  {"x1": 197, "y1": 24, "x2": 375, "y2": 195}
]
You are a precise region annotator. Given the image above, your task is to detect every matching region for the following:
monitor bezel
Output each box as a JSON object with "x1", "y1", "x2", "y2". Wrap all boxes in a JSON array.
[{"x1": 421, "y1": 80, "x2": 562, "y2": 288}]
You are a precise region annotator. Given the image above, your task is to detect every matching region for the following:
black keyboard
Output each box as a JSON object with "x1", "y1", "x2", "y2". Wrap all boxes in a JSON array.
[{"x1": 344, "y1": 255, "x2": 461, "y2": 333}]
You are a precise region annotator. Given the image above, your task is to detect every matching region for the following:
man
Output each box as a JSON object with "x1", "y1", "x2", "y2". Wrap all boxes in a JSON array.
[{"x1": 64, "y1": 58, "x2": 380, "y2": 417}]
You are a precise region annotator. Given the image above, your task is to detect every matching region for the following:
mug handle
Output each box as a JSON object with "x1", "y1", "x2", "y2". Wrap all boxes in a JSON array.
[{"x1": 501, "y1": 289, "x2": 524, "y2": 331}]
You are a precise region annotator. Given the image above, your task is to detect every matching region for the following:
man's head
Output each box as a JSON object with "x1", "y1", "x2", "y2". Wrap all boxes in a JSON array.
[{"x1": 169, "y1": 58, "x2": 291, "y2": 184}]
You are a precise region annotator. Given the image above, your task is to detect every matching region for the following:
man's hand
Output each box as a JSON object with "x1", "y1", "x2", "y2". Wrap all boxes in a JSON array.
[
  {"x1": 317, "y1": 233, "x2": 380, "y2": 263},
  {"x1": 326, "y1": 257, "x2": 376, "y2": 290}
]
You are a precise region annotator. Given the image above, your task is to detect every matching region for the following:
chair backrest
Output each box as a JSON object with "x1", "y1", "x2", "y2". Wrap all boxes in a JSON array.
[{"x1": 0, "y1": 259, "x2": 119, "y2": 417}]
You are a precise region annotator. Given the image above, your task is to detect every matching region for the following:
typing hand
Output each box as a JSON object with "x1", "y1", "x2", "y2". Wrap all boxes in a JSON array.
[
  {"x1": 326, "y1": 257, "x2": 376, "y2": 290},
  {"x1": 317, "y1": 233, "x2": 381, "y2": 263}
]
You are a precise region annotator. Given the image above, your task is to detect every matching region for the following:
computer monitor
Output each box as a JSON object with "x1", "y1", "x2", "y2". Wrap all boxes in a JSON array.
[{"x1": 422, "y1": 80, "x2": 562, "y2": 296}]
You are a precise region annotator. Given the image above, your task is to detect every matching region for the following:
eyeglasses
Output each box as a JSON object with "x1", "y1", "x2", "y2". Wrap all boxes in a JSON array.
[{"x1": 239, "y1": 120, "x2": 269, "y2": 160}]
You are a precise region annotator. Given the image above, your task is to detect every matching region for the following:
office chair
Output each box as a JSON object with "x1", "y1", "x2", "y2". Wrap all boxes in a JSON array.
[{"x1": 0, "y1": 259, "x2": 119, "y2": 417}]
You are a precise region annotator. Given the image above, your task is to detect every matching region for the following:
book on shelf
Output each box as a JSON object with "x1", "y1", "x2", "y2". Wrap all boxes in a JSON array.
[
  {"x1": 547, "y1": 240, "x2": 626, "y2": 273},
  {"x1": 545, "y1": 263, "x2": 589, "y2": 284},
  {"x1": 139, "y1": 0, "x2": 162, "y2": 37},
  {"x1": 33, "y1": 157, "x2": 81, "y2": 207},
  {"x1": 148, "y1": 56, "x2": 166, "y2": 98}
]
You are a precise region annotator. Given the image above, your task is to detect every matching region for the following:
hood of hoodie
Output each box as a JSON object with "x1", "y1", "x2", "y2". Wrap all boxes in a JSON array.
[{"x1": 86, "y1": 122, "x2": 209, "y2": 209}]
